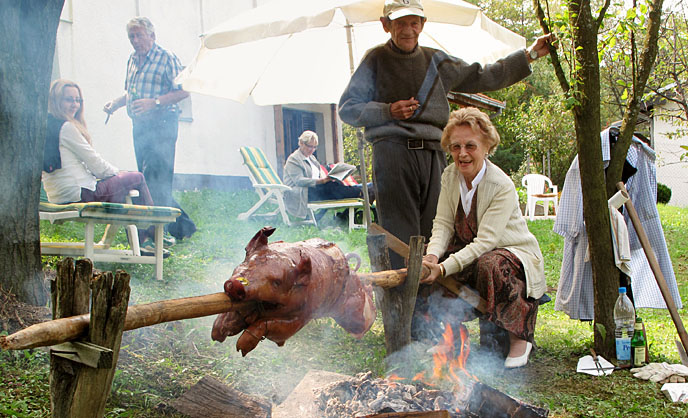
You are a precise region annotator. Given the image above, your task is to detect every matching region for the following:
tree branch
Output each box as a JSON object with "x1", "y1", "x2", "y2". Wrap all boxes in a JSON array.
[
  {"x1": 606, "y1": 0, "x2": 665, "y2": 196},
  {"x1": 595, "y1": 0, "x2": 613, "y2": 30},
  {"x1": 533, "y1": 0, "x2": 570, "y2": 93}
]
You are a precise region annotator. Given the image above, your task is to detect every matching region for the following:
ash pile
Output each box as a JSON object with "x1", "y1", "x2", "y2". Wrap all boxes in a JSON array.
[
  {"x1": 313, "y1": 370, "x2": 549, "y2": 418},
  {"x1": 314, "y1": 371, "x2": 470, "y2": 417}
]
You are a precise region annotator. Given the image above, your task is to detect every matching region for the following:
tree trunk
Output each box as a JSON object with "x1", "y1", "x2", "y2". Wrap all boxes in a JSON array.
[
  {"x1": 0, "y1": 0, "x2": 65, "y2": 305},
  {"x1": 569, "y1": 0, "x2": 619, "y2": 358}
]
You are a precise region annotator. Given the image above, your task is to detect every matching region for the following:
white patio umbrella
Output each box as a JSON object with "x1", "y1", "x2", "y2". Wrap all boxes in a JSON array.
[{"x1": 177, "y1": 0, "x2": 526, "y2": 105}]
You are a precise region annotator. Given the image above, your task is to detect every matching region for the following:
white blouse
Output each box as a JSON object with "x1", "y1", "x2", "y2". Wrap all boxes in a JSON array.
[{"x1": 42, "y1": 122, "x2": 118, "y2": 203}]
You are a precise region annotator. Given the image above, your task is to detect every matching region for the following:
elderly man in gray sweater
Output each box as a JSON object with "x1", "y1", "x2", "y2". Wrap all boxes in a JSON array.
[{"x1": 338, "y1": 0, "x2": 551, "y2": 268}]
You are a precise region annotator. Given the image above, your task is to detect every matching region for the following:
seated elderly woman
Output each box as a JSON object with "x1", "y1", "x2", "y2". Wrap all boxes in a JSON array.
[
  {"x1": 283, "y1": 130, "x2": 371, "y2": 219},
  {"x1": 419, "y1": 107, "x2": 546, "y2": 369},
  {"x1": 42, "y1": 79, "x2": 166, "y2": 254}
]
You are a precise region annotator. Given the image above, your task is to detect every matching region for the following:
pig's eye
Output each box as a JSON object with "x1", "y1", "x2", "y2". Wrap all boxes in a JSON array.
[{"x1": 271, "y1": 279, "x2": 282, "y2": 288}]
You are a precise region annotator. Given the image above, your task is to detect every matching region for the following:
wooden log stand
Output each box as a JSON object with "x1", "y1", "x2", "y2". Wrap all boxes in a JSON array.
[
  {"x1": 368, "y1": 233, "x2": 424, "y2": 355},
  {"x1": 367, "y1": 224, "x2": 508, "y2": 357},
  {"x1": 49, "y1": 258, "x2": 131, "y2": 418}
]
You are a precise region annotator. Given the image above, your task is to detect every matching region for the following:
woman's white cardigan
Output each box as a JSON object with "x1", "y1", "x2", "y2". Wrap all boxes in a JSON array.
[{"x1": 426, "y1": 160, "x2": 546, "y2": 299}]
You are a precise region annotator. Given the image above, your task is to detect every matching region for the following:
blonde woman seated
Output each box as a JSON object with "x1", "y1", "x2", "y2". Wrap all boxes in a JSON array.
[
  {"x1": 42, "y1": 79, "x2": 163, "y2": 253},
  {"x1": 419, "y1": 107, "x2": 546, "y2": 369}
]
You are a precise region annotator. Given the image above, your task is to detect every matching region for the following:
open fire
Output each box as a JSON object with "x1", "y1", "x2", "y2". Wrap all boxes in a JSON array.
[{"x1": 313, "y1": 324, "x2": 548, "y2": 417}]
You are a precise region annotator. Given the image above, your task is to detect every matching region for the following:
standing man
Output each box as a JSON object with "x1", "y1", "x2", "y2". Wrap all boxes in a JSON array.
[
  {"x1": 339, "y1": 0, "x2": 551, "y2": 268},
  {"x1": 104, "y1": 17, "x2": 196, "y2": 241}
]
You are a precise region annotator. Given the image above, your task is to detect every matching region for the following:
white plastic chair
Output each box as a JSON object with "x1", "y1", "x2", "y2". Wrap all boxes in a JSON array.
[{"x1": 522, "y1": 174, "x2": 558, "y2": 221}]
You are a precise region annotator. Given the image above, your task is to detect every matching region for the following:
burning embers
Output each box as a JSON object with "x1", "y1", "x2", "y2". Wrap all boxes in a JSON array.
[
  {"x1": 313, "y1": 324, "x2": 548, "y2": 418},
  {"x1": 315, "y1": 324, "x2": 476, "y2": 417},
  {"x1": 315, "y1": 370, "x2": 468, "y2": 417}
]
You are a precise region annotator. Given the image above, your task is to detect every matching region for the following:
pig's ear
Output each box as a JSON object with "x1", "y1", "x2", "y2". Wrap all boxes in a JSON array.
[
  {"x1": 245, "y1": 226, "x2": 276, "y2": 255},
  {"x1": 290, "y1": 253, "x2": 312, "y2": 287}
]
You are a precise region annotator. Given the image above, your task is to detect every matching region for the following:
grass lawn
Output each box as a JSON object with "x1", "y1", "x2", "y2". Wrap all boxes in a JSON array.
[{"x1": 1, "y1": 190, "x2": 687, "y2": 417}]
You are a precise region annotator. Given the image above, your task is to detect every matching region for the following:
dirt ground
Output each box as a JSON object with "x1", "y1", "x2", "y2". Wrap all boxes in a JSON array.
[{"x1": 0, "y1": 272, "x2": 53, "y2": 336}]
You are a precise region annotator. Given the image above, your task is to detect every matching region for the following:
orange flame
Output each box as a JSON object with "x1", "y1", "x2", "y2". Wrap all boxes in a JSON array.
[{"x1": 420, "y1": 323, "x2": 476, "y2": 391}]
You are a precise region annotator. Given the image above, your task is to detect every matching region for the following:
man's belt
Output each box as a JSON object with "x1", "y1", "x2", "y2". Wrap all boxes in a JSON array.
[
  {"x1": 407, "y1": 139, "x2": 424, "y2": 149},
  {"x1": 372, "y1": 137, "x2": 443, "y2": 151}
]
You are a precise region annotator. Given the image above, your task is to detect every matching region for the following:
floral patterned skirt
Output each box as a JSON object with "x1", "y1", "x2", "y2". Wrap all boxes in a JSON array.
[{"x1": 414, "y1": 249, "x2": 538, "y2": 344}]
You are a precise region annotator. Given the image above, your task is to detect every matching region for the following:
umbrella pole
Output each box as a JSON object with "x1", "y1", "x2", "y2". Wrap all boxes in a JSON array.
[
  {"x1": 357, "y1": 129, "x2": 372, "y2": 228},
  {"x1": 346, "y1": 19, "x2": 372, "y2": 228}
]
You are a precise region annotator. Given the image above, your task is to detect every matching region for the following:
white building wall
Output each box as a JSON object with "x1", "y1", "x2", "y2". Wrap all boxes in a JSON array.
[
  {"x1": 54, "y1": 0, "x2": 340, "y2": 188},
  {"x1": 652, "y1": 101, "x2": 688, "y2": 207}
]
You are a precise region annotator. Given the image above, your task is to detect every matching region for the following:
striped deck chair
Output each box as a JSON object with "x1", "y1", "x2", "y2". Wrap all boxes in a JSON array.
[
  {"x1": 238, "y1": 146, "x2": 368, "y2": 231},
  {"x1": 238, "y1": 146, "x2": 293, "y2": 225},
  {"x1": 39, "y1": 186, "x2": 181, "y2": 281}
]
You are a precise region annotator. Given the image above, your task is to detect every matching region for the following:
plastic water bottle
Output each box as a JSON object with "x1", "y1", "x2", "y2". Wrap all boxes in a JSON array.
[{"x1": 614, "y1": 287, "x2": 635, "y2": 367}]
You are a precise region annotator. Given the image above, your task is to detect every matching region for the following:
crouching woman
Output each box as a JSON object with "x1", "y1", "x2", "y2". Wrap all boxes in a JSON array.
[{"x1": 420, "y1": 107, "x2": 546, "y2": 369}]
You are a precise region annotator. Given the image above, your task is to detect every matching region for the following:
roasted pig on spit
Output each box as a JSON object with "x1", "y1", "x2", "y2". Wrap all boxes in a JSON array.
[{"x1": 211, "y1": 227, "x2": 376, "y2": 356}]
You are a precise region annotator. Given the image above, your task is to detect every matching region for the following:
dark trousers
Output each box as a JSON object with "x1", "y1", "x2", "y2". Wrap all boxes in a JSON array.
[
  {"x1": 308, "y1": 182, "x2": 363, "y2": 202},
  {"x1": 132, "y1": 113, "x2": 178, "y2": 208},
  {"x1": 372, "y1": 139, "x2": 446, "y2": 269},
  {"x1": 132, "y1": 113, "x2": 196, "y2": 240}
]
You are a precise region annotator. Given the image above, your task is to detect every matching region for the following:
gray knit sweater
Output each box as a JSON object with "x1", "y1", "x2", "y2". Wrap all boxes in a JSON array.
[{"x1": 338, "y1": 40, "x2": 532, "y2": 143}]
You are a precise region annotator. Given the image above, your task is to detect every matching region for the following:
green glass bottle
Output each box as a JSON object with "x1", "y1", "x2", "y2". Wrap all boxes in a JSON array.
[{"x1": 631, "y1": 317, "x2": 647, "y2": 367}]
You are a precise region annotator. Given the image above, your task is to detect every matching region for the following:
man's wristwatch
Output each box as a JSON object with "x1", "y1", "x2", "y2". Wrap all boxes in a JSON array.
[
  {"x1": 154, "y1": 97, "x2": 161, "y2": 108},
  {"x1": 527, "y1": 48, "x2": 538, "y2": 61}
]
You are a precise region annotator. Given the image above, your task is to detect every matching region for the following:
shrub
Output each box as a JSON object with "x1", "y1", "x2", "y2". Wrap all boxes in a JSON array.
[{"x1": 657, "y1": 182, "x2": 672, "y2": 204}]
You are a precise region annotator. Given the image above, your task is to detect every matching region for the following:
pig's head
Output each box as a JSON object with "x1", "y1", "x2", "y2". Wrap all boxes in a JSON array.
[{"x1": 223, "y1": 227, "x2": 313, "y2": 312}]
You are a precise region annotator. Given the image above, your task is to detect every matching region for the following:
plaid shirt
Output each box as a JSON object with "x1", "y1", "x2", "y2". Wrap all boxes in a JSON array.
[{"x1": 125, "y1": 43, "x2": 183, "y2": 119}]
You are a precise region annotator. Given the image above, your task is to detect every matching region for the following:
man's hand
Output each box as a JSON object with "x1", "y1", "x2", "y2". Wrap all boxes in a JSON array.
[
  {"x1": 129, "y1": 98, "x2": 157, "y2": 117},
  {"x1": 526, "y1": 33, "x2": 555, "y2": 62},
  {"x1": 390, "y1": 97, "x2": 420, "y2": 120},
  {"x1": 103, "y1": 95, "x2": 126, "y2": 114}
]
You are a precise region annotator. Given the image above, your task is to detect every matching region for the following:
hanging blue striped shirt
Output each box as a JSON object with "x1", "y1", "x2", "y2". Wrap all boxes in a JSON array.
[{"x1": 125, "y1": 43, "x2": 183, "y2": 119}]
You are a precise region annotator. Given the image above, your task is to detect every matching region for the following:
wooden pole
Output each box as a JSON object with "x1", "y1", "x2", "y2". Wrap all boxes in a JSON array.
[
  {"x1": 2, "y1": 269, "x2": 411, "y2": 351},
  {"x1": 617, "y1": 182, "x2": 688, "y2": 358},
  {"x1": 369, "y1": 223, "x2": 410, "y2": 260},
  {"x1": 357, "y1": 128, "x2": 372, "y2": 228},
  {"x1": 2, "y1": 292, "x2": 254, "y2": 351},
  {"x1": 367, "y1": 233, "x2": 395, "y2": 352}
]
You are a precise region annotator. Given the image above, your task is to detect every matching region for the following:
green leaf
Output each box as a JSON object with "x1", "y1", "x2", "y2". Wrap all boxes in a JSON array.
[{"x1": 596, "y1": 323, "x2": 607, "y2": 343}]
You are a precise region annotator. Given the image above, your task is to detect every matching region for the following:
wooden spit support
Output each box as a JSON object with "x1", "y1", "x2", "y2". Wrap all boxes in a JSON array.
[{"x1": 0, "y1": 269, "x2": 411, "y2": 351}]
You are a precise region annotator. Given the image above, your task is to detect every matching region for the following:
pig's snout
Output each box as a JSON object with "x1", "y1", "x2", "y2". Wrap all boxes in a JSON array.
[{"x1": 224, "y1": 278, "x2": 246, "y2": 301}]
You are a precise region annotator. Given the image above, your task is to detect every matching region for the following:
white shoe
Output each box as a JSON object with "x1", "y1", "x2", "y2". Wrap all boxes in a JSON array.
[{"x1": 504, "y1": 341, "x2": 532, "y2": 369}]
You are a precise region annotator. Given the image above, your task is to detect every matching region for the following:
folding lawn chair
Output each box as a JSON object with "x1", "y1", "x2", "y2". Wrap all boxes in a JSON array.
[{"x1": 237, "y1": 146, "x2": 368, "y2": 231}]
